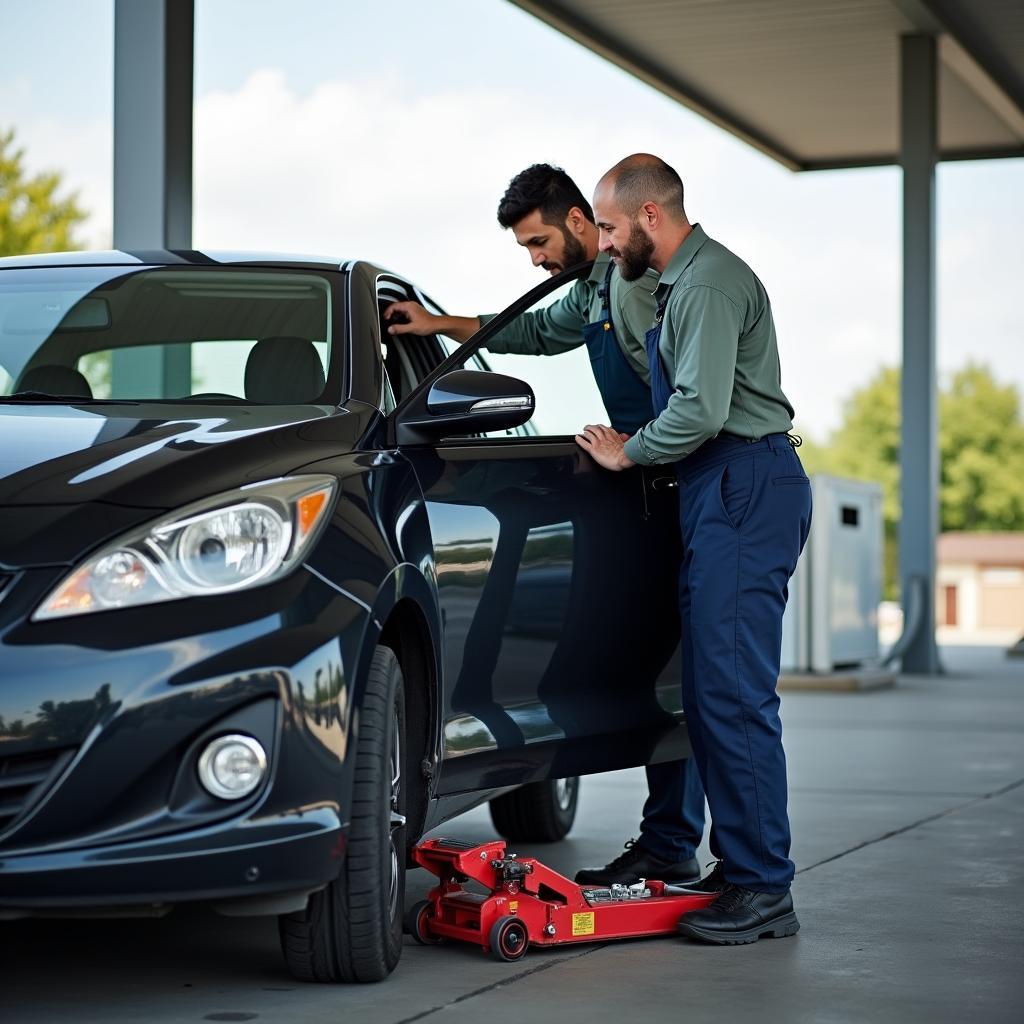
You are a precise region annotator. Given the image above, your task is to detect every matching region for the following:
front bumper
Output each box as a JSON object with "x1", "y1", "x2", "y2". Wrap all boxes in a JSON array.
[
  {"x1": 0, "y1": 807, "x2": 345, "y2": 918},
  {"x1": 0, "y1": 564, "x2": 370, "y2": 915}
]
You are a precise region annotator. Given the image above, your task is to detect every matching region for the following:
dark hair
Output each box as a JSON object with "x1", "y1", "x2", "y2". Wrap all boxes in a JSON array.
[{"x1": 497, "y1": 163, "x2": 594, "y2": 229}]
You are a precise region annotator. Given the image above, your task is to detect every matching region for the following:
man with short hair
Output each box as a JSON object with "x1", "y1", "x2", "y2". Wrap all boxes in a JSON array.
[
  {"x1": 387, "y1": 163, "x2": 707, "y2": 885},
  {"x1": 578, "y1": 154, "x2": 812, "y2": 944},
  {"x1": 386, "y1": 163, "x2": 652, "y2": 437}
]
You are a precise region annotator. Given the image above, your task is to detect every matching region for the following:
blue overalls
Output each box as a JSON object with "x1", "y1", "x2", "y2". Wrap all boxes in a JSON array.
[
  {"x1": 583, "y1": 263, "x2": 707, "y2": 864},
  {"x1": 581, "y1": 262, "x2": 660, "y2": 437},
  {"x1": 644, "y1": 291, "x2": 812, "y2": 892}
]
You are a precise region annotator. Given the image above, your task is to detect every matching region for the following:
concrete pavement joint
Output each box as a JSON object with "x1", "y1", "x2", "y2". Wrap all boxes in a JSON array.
[
  {"x1": 796, "y1": 775, "x2": 1024, "y2": 876},
  {"x1": 790, "y1": 786, "x2": 979, "y2": 798},
  {"x1": 393, "y1": 944, "x2": 607, "y2": 1024}
]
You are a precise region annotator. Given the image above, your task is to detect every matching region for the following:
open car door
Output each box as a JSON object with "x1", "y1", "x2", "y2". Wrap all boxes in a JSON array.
[{"x1": 392, "y1": 265, "x2": 690, "y2": 795}]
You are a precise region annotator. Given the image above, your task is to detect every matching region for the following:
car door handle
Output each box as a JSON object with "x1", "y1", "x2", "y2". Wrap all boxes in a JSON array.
[{"x1": 651, "y1": 476, "x2": 678, "y2": 490}]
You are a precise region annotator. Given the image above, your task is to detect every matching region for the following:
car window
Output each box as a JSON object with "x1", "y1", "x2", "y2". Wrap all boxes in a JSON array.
[
  {"x1": 377, "y1": 277, "x2": 447, "y2": 404},
  {"x1": 78, "y1": 338, "x2": 329, "y2": 399},
  {"x1": 0, "y1": 267, "x2": 336, "y2": 405}
]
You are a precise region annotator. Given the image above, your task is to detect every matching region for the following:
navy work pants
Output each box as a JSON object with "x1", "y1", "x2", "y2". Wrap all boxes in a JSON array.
[
  {"x1": 640, "y1": 758, "x2": 707, "y2": 861},
  {"x1": 676, "y1": 432, "x2": 811, "y2": 892}
]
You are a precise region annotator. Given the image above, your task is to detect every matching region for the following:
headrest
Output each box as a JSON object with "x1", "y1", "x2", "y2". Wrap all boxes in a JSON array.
[
  {"x1": 244, "y1": 337, "x2": 326, "y2": 404},
  {"x1": 16, "y1": 364, "x2": 94, "y2": 399}
]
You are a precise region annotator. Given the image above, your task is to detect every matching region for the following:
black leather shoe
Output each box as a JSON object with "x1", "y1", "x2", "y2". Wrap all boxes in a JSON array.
[
  {"x1": 575, "y1": 838, "x2": 701, "y2": 886},
  {"x1": 677, "y1": 884, "x2": 800, "y2": 944}
]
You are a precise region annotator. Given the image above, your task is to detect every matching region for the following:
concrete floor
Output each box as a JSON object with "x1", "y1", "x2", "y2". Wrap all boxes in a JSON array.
[{"x1": 3, "y1": 645, "x2": 1022, "y2": 1024}]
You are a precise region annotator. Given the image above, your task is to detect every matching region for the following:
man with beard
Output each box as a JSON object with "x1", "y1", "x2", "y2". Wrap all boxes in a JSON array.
[
  {"x1": 577, "y1": 154, "x2": 812, "y2": 945},
  {"x1": 386, "y1": 163, "x2": 655, "y2": 438},
  {"x1": 386, "y1": 163, "x2": 708, "y2": 887}
]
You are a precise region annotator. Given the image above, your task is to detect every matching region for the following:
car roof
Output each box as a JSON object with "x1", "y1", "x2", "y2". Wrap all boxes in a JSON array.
[{"x1": 0, "y1": 249, "x2": 348, "y2": 271}]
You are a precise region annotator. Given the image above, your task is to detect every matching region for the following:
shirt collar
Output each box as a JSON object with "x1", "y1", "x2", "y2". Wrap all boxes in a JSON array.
[
  {"x1": 588, "y1": 250, "x2": 611, "y2": 283},
  {"x1": 657, "y1": 223, "x2": 708, "y2": 288}
]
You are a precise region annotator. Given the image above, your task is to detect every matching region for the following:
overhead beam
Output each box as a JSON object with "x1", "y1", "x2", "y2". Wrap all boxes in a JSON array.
[
  {"x1": 939, "y1": 36, "x2": 1024, "y2": 142},
  {"x1": 510, "y1": 0, "x2": 1024, "y2": 174},
  {"x1": 923, "y1": 0, "x2": 1024, "y2": 119},
  {"x1": 898, "y1": 34, "x2": 941, "y2": 675},
  {"x1": 894, "y1": 0, "x2": 1024, "y2": 142},
  {"x1": 507, "y1": 0, "x2": 803, "y2": 171},
  {"x1": 113, "y1": 0, "x2": 194, "y2": 250},
  {"x1": 802, "y1": 142, "x2": 1024, "y2": 172}
]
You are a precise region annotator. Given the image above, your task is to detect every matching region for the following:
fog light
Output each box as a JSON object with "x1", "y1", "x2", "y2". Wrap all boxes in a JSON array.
[{"x1": 197, "y1": 734, "x2": 267, "y2": 800}]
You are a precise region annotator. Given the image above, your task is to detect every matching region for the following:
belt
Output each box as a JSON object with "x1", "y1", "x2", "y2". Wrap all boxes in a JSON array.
[{"x1": 676, "y1": 431, "x2": 793, "y2": 480}]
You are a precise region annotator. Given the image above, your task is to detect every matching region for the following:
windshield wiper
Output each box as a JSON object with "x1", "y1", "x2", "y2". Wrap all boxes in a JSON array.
[{"x1": 0, "y1": 391, "x2": 135, "y2": 404}]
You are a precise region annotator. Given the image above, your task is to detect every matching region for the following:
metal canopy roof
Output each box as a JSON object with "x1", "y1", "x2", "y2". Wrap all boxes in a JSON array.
[{"x1": 509, "y1": 0, "x2": 1024, "y2": 171}]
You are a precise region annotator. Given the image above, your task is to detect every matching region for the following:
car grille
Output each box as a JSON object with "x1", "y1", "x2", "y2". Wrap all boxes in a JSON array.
[{"x1": 0, "y1": 748, "x2": 76, "y2": 840}]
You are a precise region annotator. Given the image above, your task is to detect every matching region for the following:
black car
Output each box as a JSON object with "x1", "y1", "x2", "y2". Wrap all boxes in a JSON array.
[{"x1": 0, "y1": 250, "x2": 688, "y2": 982}]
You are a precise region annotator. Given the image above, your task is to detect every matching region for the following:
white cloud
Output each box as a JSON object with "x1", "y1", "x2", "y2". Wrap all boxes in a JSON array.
[{"x1": 193, "y1": 69, "x2": 732, "y2": 312}]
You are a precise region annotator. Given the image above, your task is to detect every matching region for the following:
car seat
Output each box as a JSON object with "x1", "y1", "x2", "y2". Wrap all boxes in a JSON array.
[
  {"x1": 243, "y1": 337, "x2": 325, "y2": 404},
  {"x1": 15, "y1": 364, "x2": 94, "y2": 399}
]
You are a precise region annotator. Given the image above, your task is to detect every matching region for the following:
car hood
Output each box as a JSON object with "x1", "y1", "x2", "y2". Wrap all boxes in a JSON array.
[{"x1": 0, "y1": 402, "x2": 369, "y2": 567}]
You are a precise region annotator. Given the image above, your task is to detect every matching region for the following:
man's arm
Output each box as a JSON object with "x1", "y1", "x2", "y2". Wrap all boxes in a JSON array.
[
  {"x1": 384, "y1": 302, "x2": 479, "y2": 343},
  {"x1": 622, "y1": 284, "x2": 742, "y2": 466},
  {"x1": 385, "y1": 279, "x2": 591, "y2": 356}
]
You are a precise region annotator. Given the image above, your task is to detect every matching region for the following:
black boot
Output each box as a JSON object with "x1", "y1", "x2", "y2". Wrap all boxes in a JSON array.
[
  {"x1": 677, "y1": 884, "x2": 800, "y2": 944},
  {"x1": 672, "y1": 860, "x2": 726, "y2": 893},
  {"x1": 575, "y1": 838, "x2": 701, "y2": 886}
]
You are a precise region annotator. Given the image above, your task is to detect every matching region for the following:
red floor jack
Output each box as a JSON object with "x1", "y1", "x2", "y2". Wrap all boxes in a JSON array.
[{"x1": 409, "y1": 837, "x2": 717, "y2": 962}]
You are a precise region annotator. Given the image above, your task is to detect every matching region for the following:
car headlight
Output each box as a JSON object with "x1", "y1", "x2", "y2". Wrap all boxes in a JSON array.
[{"x1": 34, "y1": 475, "x2": 336, "y2": 620}]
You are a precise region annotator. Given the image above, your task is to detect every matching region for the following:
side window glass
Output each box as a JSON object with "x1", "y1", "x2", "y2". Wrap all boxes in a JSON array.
[
  {"x1": 381, "y1": 369, "x2": 397, "y2": 414},
  {"x1": 419, "y1": 295, "x2": 466, "y2": 363},
  {"x1": 448, "y1": 278, "x2": 608, "y2": 438},
  {"x1": 377, "y1": 279, "x2": 446, "y2": 402}
]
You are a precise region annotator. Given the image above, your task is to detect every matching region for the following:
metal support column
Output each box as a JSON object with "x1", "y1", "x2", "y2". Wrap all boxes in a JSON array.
[
  {"x1": 112, "y1": 0, "x2": 194, "y2": 396},
  {"x1": 898, "y1": 34, "x2": 941, "y2": 674}
]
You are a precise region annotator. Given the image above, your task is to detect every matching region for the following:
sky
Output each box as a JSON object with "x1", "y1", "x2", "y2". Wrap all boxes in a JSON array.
[{"x1": 2, "y1": 0, "x2": 1022, "y2": 438}]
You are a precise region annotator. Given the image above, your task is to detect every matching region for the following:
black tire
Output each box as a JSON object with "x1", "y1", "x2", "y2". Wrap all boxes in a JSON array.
[
  {"x1": 488, "y1": 915, "x2": 529, "y2": 962},
  {"x1": 279, "y1": 645, "x2": 406, "y2": 983},
  {"x1": 489, "y1": 776, "x2": 579, "y2": 842},
  {"x1": 405, "y1": 899, "x2": 442, "y2": 946}
]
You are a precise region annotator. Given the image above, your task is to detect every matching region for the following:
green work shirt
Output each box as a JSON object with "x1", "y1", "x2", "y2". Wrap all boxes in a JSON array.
[
  {"x1": 623, "y1": 224, "x2": 795, "y2": 466},
  {"x1": 477, "y1": 252, "x2": 658, "y2": 385}
]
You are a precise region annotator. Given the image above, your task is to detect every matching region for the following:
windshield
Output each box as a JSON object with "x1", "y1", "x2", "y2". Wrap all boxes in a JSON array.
[{"x1": 0, "y1": 266, "x2": 336, "y2": 405}]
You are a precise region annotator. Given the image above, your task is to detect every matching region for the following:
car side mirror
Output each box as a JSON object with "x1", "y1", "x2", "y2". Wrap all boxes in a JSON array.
[{"x1": 396, "y1": 369, "x2": 534, "y2": 444}]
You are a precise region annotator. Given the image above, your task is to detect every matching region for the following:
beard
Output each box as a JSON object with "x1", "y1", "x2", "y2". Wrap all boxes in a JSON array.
[
  {"x1": 542, "y1": 228, "x2": 587, "y2": 273},
  {"x1": 616, "y1": 221, "x2": 655, "y2": 281}
]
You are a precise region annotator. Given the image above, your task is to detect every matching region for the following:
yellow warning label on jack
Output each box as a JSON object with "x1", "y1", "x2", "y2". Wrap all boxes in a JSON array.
[{"x1": 571, "y1": 912, "x2": 595, "y2": 936}]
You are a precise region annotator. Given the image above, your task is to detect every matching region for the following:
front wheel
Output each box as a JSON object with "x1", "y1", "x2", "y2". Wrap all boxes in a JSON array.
[
  {"x1": 489, "y1": 776, "x2": 579, "y2": 842},
  {"x1": 279, "y1": 645, "x2": 406, "y2": 983}
]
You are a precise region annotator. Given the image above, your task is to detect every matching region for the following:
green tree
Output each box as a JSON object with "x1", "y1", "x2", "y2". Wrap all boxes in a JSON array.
[
  {"x1": 0, "y1": 127, "x2": 87, "y2": 257},
  {"x1": 804, "y1": 363, "x2": 1024, "y2": 597},
  {"x1": 940, "y1": 365, "x2": 1024, "y2": 530}
]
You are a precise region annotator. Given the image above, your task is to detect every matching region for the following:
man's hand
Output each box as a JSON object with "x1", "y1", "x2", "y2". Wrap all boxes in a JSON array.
[
  {"x1": 384, "y1": 301, "x2": 481, "y2": 343},
  {"x1": 384, "y1": 300, "x2": 439, "y2": 336},
  {"x1": 575, "y1": 424, "x2": 636, "y2": 471}
]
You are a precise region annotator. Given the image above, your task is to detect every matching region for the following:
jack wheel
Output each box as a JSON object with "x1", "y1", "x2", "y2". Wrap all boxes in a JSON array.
[
  {"x1": 406, "y1": 900, "x2": 443, "y2": 945},
  {"x1": 489, "y1": 916, "x2": 529, "y2": 962}
]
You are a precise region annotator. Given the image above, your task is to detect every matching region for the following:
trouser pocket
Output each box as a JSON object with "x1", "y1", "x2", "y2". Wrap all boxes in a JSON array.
[{"x1": 717, "y1": 456, "x2": 754, "y2": 529}]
